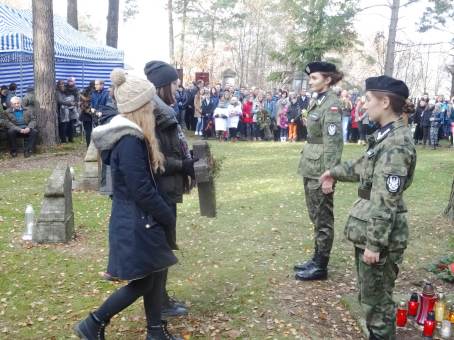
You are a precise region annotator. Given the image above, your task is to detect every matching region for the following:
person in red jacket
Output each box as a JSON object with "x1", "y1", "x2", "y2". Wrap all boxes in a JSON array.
[{"x1": 242, "y1": 94, "x2": 254, "y2": 140}]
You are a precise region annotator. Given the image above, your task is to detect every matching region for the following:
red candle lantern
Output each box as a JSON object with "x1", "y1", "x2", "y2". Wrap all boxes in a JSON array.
[
  {"x1": 416, "y1": 282, "x2": 437, "y2": 325},
  {"x1": 408, "y1": 292, "x2": 419, "y2": 317},
  {"x1": 423, "y1": 311, "x2": 436, "y2": 338},
  {"x1": 396, "y1": 301, "x2": 408, "y2": 327}
]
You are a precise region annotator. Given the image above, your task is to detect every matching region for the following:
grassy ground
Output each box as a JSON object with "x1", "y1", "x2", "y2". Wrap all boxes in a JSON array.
[{"x1": 0, "y1": 137, "x2": 453, "y2": 339}]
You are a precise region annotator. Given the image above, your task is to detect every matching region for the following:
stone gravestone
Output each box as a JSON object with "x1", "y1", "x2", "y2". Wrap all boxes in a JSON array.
[
  {"x1": 80, "y1": 141, "x2": 99, "y2": 191},
  {"x1": 193, "y1": 141, "x2": 216, "y2": 218},
  {"x1": 222, "y1": 68, "x2": 237, "y2": 88},
  {"x1": 33, "y1": 163, "x2": 74, "y2": 243}
]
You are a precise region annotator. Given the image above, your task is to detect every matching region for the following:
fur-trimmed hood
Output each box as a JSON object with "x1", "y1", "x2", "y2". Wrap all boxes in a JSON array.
[{"x1": 92, "y1": 114, "x2": 144, "y2": 151}]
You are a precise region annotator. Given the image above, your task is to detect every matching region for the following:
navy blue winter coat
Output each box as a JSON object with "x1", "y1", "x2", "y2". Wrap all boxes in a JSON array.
[
  {"x1": 92, "y1": 115, "x2": 178, "y2": 280},
  {"x1": 91, "y1": 89, "x2": 110, "y2": 111}
]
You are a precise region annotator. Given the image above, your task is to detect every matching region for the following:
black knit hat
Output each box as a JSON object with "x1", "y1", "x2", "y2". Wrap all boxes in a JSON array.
[
  {"x1": 144, "y1": 60, "x2": 179, "y2": 88},
  {"x1": 305, "y1": 61, "x2": 337, "y2": 75},
  {"x1": 365, "y1": 75, "x2": 409, "y2": 99}
]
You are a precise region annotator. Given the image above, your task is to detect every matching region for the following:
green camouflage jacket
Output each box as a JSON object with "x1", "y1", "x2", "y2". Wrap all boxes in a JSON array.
[
  {"x1": 330, "y1": 118, "x2": 416, "y2": 252},
  {"x1": 298, "y1": 89, "x2": 343, "y2": 179}
]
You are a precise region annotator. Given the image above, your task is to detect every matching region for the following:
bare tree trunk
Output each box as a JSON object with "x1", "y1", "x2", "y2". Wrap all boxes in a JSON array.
[
  {"x1": 448, "y1": 65, "x2": 454, "y2": 98},
  {"x1": 67, "y1": 0, "x2": 78, "y2": 29},
  {"x1": 384, "y1": 0, "x2": 400, "y2": 76},
  {"x1": 244, "y1": 26, "x2": 253, "y2": 87},
  {"x1": 444, "y1": 176, "x2": 454, "y2": 221},
  {"x1": 238, "y1": 26, "x2": 245, "y2": 87},
  {"x1": 209, "y1": 17, "x2": 215, "y2": 79},
  {"x1": 179, "y1": 0, "x2": 188, "y2": 66},
  {"x1": 32, "y1": 0, "x2": 57, "y2": 147},
  {"x1": 253, "y1": 22, "x2": 261, "y2": 86},
  {"x1": 451, "y1": 72, "x2": 454, "y2": 98},
  {"x1": 422, "y1": 48, "x2": 430, "y2": 93},
  {"x1": 168, "y1": 0, "x2": 174, "y2": 63},
  {"x1": 434, "y1": 63, "x2": 443, "y2": 95},
  {"x1": 106, "y1": 0, "x2": 119, "y2": 48}
]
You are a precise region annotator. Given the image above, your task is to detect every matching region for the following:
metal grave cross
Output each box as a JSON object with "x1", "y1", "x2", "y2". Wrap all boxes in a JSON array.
[{"x1": 193, "y1": 141, "x2": 216, "y2": 218}]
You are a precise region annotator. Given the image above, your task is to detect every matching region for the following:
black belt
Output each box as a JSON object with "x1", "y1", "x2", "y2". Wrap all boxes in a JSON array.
[
  {"x1": 307, "y1": 136, "x2": 323, "y2": 144},
  {"x1": 358, "y1": 187, "x2": 371, "y2": 200}
]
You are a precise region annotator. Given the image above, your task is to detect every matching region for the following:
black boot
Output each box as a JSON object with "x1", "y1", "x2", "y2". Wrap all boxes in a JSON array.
[
  {"x1": 146, "y1": 320, "x2": 183, "y2": 340},
  {"x1": 293, "y1": 253, "x2": 316, "y2": 272},
  {"x1": 73, "y1": 312, "x2": 108, "y2": 340},
  {"x1": 295, "y1": 254, "x2": 329, "y2": 281},
  {"x1": 161, "y1": 292, "x2": 188, "y2": 318}
]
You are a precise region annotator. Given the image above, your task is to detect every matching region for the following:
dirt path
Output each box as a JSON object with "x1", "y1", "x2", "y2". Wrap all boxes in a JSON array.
[{"x1": 0, "y1": 148, "x2": 84, "y2": 171}]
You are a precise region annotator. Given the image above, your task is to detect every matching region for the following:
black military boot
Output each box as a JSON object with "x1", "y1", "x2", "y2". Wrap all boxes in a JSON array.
[
  {"x1": 73, "y1": 312, "x2": 109, "y2": 340},
  {"x1": 293, "y1": 254, "x2": 316, "y2": 272},
  {"x1": 146, "y1": 320, "x2": 183, "y2": 340},
  {"x1": 295, "y1": 255, "x2": 329, "y2": 281},
  {"x1": 161, "y1": 292, "x2": 188, "y2": 318}
]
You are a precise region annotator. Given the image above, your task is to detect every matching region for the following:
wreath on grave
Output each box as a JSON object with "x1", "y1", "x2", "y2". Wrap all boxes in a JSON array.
[{"x1": 426, "y1": 255, "x2": 454, "y2": 283}]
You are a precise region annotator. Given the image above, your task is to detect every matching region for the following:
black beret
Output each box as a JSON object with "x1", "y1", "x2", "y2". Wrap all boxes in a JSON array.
[
  {"x1": 365, "y1": 75, "x2": 409, "y2": 99},
  {"x1": 305, "y1": 61, "x2": 337, "y2": 75},
  {"x1": 144, "y1": 60, "x2": 179, "y2": 88}
]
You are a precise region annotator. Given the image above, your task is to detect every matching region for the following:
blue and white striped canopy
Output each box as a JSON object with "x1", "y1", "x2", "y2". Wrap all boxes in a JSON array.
[
  {"x1": 0, "y1": 4, "x2": 123, "y2": 62},
  {"x1": 0, "y1": 4, "x2": 124, "y2": 95}
]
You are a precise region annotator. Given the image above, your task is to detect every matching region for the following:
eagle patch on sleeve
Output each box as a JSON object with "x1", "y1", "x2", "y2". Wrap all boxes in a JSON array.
[
  {"x1": 327, "y1": 123, "x2": 337, "y2": 136},
  {"x1": 386, "y1": 175, "x2": 401, "y2": 193}
]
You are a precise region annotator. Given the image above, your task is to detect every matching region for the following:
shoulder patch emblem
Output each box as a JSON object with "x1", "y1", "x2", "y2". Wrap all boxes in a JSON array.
[
  {"x1": 330, "y1": 106, "x2": 339, "y2": 112},
  {"x1": 386, "y1": 175, "x2": 401, "y2": 193},
  {"x1": 327, "y1": 123, "x2": 337, "y2": 136}
]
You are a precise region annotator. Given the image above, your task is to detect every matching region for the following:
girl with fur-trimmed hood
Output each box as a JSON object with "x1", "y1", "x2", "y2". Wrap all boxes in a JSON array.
[{"x1": 74, "y1": 69, "x2": 182, "y2": 340}]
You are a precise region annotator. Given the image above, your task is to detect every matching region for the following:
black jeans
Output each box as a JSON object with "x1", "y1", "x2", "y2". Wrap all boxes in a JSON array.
[
  {"x1": 422, "y1": 126, "x2": 430, "y2": 145},
  {"x1": 7, "y1": 128, "x2": 38, "y2": 153},
  {"x1": 162, "y1": 202, "x2": 177, "y2": 306},
  {"x1": 82, "y1": 121, "x2": 93, "y2": 147},
  {"x1": 94, "y1": 271, "x2": 165, "y2": 328}
]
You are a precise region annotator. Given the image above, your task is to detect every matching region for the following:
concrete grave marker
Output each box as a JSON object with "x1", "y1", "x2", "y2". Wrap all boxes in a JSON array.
[
  {"x1": 33, "y1": 163, "x2": 74, "y2": 243},
  {"x1": 80, "y1": 140, "x2": 99, "y2": 191}
]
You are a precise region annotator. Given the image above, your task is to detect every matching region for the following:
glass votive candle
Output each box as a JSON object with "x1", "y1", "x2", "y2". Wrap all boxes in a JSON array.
[{"x1": 440, "y1": 320, "x2": 452, "y2": 339}]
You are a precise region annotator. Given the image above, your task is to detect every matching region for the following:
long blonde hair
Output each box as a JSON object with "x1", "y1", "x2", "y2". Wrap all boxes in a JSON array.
[{"x1": 122, "y1": 101, "x2": 165, "y2": 173}]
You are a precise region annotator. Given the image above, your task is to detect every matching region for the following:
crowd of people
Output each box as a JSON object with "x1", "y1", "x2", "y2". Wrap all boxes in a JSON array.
[
  {"x1": 173, "y1": 81, "x2": 454, "y2": 148},
  {"x1": 1, "y1": 74, "x2": 453, "y2": 158},
  {"x1": 0, "y1": 78, "x2": 114, "y2": 157}
]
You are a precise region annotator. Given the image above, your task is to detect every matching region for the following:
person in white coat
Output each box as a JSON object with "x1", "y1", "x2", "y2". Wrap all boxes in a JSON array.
[
  {"x1": 228, "y1": 96, "x2": 242, "y2": 141},
  {"x1": 213, "y1": 92, "x2": 231, "y2": 141}
]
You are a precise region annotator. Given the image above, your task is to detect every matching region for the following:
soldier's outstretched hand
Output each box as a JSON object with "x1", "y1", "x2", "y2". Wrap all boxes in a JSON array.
[{"x1": 319, "y1": 170, "x2": 334, "y2": 194}]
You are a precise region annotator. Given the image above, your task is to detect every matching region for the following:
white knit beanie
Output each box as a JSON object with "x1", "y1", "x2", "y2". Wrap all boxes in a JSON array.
[{"x1": 110, "y1": 68, "x2": 156, "y2": 113}]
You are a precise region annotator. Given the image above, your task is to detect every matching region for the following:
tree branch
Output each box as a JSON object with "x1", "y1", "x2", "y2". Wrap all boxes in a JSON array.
[
  {"x1": 395, "y1": 41, "x2": 452, "y2": 46},
  {"x1": 401, "y1": 0, "x2": 419, "y2": 7},
  {"x1": 357, "y1": 3, "x2": 389, "y2": 12}
]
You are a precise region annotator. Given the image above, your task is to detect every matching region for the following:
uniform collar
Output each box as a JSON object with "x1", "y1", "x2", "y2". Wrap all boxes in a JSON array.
[
  {"x1": 308, "y1": 89, "x2": 333, "y2": 110},
  {"x1": 316, "y1": 90, "x2": 329, "y2": 105},
  {"x1": 368, "y1": 117, "x2": 405, "y2": 146}
]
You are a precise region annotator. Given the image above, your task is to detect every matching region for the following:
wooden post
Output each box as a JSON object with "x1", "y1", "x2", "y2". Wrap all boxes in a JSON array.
[
  {"x1": 444, "y1": 176, "x2": 454, "y2": 221},
  {"x1": 193, "y1": 141, "x2": 216, "y2": 218}
]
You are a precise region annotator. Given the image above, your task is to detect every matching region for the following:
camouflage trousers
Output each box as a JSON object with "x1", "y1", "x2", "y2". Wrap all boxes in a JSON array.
[
  {"x1": 430, "y1": 125, "x2": 439, "y2": 146},
  {"x1": 355, "y1": 247, "x2": 404, "y2": 340},
  {"x1": 303, "y1": 178, "x2": 334, "y2": 258}
]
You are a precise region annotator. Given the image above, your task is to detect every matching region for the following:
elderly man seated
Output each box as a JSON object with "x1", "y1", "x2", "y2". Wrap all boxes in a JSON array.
[{"x1": 3, "y1": 96, "x2": 38, "y2": 157}]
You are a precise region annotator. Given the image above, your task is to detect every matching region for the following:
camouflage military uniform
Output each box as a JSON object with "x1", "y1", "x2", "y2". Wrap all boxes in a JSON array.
[
  {"x1": 298, "y1": 89, "x2": 343, "y2": 261},
  {"x1": 330, "y1": 118, "x2": 416, "y2": 340}
]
